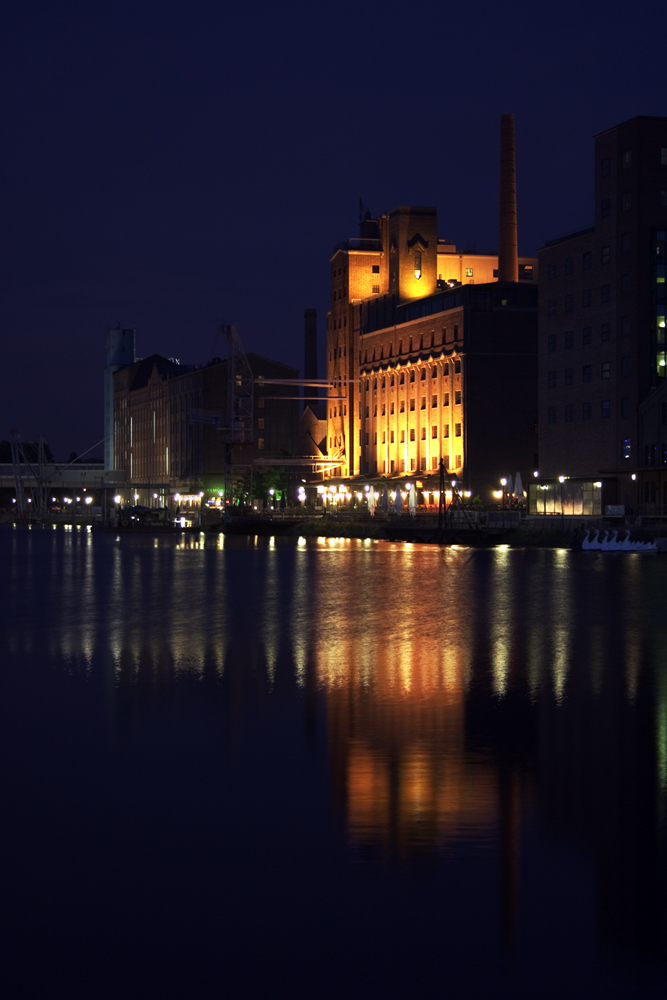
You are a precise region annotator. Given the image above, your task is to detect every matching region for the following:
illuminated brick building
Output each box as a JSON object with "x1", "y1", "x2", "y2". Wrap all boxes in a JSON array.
[
  {"x1": 326, "y1": 116, "x2": 540, "y2": 499},
  {"x1": 327, "y1": 210, "x2": 538, "y2": 497},
  {"x1": 536, "y1": 116, "x2": 667, "y2": 513}
]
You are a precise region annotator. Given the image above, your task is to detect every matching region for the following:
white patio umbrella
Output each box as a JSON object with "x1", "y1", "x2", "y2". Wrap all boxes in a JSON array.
[
  {"x1": 408, "y1": 483, "x2": 417, "y2": 516},
  {"x1": 367, "y1": 487, "x2": 376, "y2": 515}
]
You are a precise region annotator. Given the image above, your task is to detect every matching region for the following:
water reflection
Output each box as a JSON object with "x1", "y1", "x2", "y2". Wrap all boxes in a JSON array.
[{"x1": 2, "y1": 528, "x2": 667, "y2": 967}]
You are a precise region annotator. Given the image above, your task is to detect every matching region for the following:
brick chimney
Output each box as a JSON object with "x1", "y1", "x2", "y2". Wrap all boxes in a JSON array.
[{"x1": 498, "y1": 113, "x2": 518, "y2": 283}]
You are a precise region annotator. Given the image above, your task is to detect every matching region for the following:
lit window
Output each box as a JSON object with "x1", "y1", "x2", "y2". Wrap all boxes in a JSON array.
[
  {"x1": 465, "y1": 268, "x2": 473, "y2": 277},
  {"x1": 414, "y1": 250, "x2": 422, "y2": 279},
  {"x1": 258, "y1": 418, "x2": 264, "y2": 429},
  {"x1": 258, "y1": 438, "x2": 264, "y2": 450},
  {"x1": 455, "y1": 455, "x2": 462, "y2": 469}
]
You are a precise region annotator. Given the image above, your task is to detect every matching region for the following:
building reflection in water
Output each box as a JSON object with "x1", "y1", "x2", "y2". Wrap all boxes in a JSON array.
[{"x1": 3, "y1": 530, "x2": 667, "y2": 957}]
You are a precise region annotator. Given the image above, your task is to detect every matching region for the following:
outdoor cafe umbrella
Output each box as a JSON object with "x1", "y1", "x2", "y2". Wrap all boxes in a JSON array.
[
  {"x1": 408, "y1": 483, "x2": 417, "y2": 516},
  {"x1": 394, "y1": 487, "x2": 403, "y2": 514},
  {"x1": 514, "y1": 472, "x2": 523, "y2": 502},
  {"x1": 381, "y1": 485, "x2": 389, "y2": 513},
  {"x1": 367, "y1": 486, "x2": 376, "y2": 515}
]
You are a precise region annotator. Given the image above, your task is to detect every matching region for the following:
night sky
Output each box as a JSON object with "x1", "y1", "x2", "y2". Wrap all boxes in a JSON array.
[{"x1": 2, "y1": 0, "x2": 665, "y2": 460}]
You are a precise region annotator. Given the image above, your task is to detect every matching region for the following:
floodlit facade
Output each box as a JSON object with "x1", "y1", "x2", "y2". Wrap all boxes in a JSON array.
[{"x1": 326, "y1": 205, "x2": 539, "y2": 499}]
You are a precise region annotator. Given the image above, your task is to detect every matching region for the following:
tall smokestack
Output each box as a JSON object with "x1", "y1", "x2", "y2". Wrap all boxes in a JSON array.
[
  {"x1": 304, "y1": 308, "x2": 318, "y2": 408},
  {"x1": 498, "y1": 113, "x2": 518, "y2": 283}
]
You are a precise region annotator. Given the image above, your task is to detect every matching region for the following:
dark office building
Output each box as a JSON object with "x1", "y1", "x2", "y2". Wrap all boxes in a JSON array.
[{"x1": 536, "y1": 117, "x2": 667, "y2": 513}]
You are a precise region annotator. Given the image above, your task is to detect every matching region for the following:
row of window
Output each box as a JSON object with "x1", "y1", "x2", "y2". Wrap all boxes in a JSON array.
[
  {"x1": 547, "y1": 281, "x2": 626, "y2": 315},
  {"x1": 361, "y1": 327, "x2": 461, "y2": 364},
  {"x1": 362, "y1": 391, "x2": 462, "y2": 417},
  {"x1": 548, "y1": 401, "x2": 612, "y2": 422},
  {"x1": 364, "y1": 424, "x2": 463, "y2": 445},
  {"x1": 364, "y1": 455, "x2": 463, "y2": 474},
  {"x1": 362, "y1": 360, "x2": 461, "y2": 389},
  {"x1": 547, "y1": 248, "x2": 612, "y2": 279},
  {"x1": 547, "y1": 319, "x2": 631, "y2": 351},
  {"x1": 547, "y1": 362, "x2": 613, "y2": 386}
]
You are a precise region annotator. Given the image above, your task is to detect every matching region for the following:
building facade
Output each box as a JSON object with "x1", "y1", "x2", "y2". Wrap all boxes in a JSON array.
[
  {"x1": 327, "y1": 205, "x2": 538, "y2": 499},
  {"x1": 537, "y1": 117, "x2": 667, "y2": 511},
  {"x1": 113, "y1": 352, "x2": 299, "y2": 501}
]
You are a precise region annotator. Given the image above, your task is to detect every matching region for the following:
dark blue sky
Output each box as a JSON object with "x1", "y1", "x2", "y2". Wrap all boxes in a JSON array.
[{"x1": 1, "y1": 0, "x2": 665, "y2": 459}]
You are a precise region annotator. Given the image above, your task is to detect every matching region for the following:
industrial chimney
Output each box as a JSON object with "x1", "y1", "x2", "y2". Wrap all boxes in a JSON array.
[{"x1": 498, "y1": 113, "x2": 518, "y2": 283}]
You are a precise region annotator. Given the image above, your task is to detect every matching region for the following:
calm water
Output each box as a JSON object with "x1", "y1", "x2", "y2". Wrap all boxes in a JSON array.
[{"x1": 1, "y1": 525, "x2": 667, "y2": 998}]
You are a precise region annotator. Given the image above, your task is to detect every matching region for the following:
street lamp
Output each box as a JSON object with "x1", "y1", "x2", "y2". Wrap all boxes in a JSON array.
[{"x1": 558, "y1": 475, "x2": 565, "y2": 526}]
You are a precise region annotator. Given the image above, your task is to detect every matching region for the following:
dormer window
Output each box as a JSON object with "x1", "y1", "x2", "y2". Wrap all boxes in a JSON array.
[{"x1": 414, "y1": 250, "x2": 422, "y2": 280}]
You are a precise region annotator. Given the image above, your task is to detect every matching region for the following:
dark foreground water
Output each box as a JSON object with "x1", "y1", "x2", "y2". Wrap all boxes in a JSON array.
[{"x1": 1, "y1": 525, "x2": 667, "y2": 998}]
